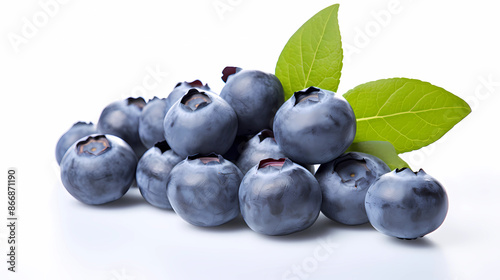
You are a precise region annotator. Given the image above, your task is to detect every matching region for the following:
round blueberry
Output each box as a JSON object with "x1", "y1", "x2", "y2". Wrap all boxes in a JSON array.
[
  {"x1": 167, "y1": 154, "x2": 243, "y2": 227},
  {"x1": 55, "y1": 121, "x2": 96, "y2": 165},
  {"x1": 273, "y1": 87, "x2": 356, "y2": 165},
  {"x1": 97, "y1": 97, "x2": 147, "y2": 158},
  {"x1": 315, "y1": 152, "x2": 390, "y2": 225},
  {"x1": 220, "y1": 67, "x2": 284, "y2": 136},
  {"x1": 165, "y1": 80, "x2": 211, "y2": 112},
  {"x1": 163, "y1": 88, "x2": 238, "y2": 158},
  {"x1": 239, "y1": 158, "x2": 322, "y2": 235},
  {"x1": 136, "y1": 141, "x2": 183, "y2": 209},
  {"x1": 365, "y1": 168, "x2": 448, "y2": 239},
  {"x1": 139, "y1": 97, "x2": 168, "y2": 149},
  {"x1": 222, "y1": 134, "x2": 252, "y2": 163},
  {"x1": 236, "y1": 129, "x2": 286, "y2": 174},
  {"x1": 60, "y1": 134, "x2": 137, "y2": 205}
]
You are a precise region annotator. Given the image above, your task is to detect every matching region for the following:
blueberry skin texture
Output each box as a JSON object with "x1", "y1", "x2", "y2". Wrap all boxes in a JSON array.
[
  {"x1": 236, "y1": 129, "x2": 286, "y2": 175},
  {"x1": 139, "y1": 97, "x2": 168, "y2": 149},
  {"x1": 239, "y1": 158, "x2": 322, "y2": 236},
  {"x1": 273, "y1": 87, "x2": 356, "y2": 165},
  {"x1": 60, "y1": 134, "x2": 138, "y2": 205},
  {"x1": 97, "y1": 97, "x2": 148, "y2": 158},
  {"x1": 365, "y1": 168, "x2": 448, "y2": 239},
  {"x1": 222, "y1": 134, "x2": 252, "y2": 163},
  {"x1": 167, "y1": 155, "x2": 243, "y2": 227},
  {"x1": 165, "y1": 80, "x2": 211, "y2": 111},
  {"x1": 163, "y1": 89, "x2": 238, "y2": 158},
  {"x1": 136, "y1": 141, "x2": 183, "y2": 209},
  {"x1": 220, "y1": 69, "x2": 285, "y2": 136},
  {"x1": 55, "y1": 121, "x2": 96, "y2": 165},
  {"x1": 315, "y1": 152, "x2": 390, "y2": 225},
  {"x1": 234, "y1": 129, "x2": 315, "y2": 175}
]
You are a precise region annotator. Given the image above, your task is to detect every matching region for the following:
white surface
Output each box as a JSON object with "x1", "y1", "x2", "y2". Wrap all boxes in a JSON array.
[{"x1": 1, "y1": 0, "x2": 500, "y2": 279}]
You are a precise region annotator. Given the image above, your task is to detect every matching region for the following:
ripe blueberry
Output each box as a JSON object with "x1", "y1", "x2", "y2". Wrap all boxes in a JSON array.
[
  {"x1": 163, "y1": 88, "x2": 238, "y2": 158},
  {"x1": 60, "y1": 134, "x2": 137, "y2": 205},
  {"x1": 222, "y1": 134, "x2": 252, "y2": 163},
  {"x1": 273, "y1": 87, "x2": 356, "y2": 165},
  {"x1": 365, "y1": 168, "x2": 448, "y2": 239},
  {"x1": 315, "y1": 152, "x2": 390, "y2": 225},
  {"x1": 97, "y1": 97, "x2": 147, "y2": 158},
  {"x1": 167, "y1": 154, "x2": 243, "y2": 227},
  {"x1": 136, "y1": 141, "x2": 183, "y2": 209},
  {"x1": 220, "y1": 67, "x2": 284, "y2": 136},
  {"x1": 236, "y1": 129, "x2": 286, "y2": 174},
  {"x1": 139, "y1": 97, "x2": 168, "y2": 149},
  {"x1": 55, "y1": 121, "x2": 96, "y2": 165},
  {"x1": 239, "y1": 158, "x2": 322, "y2": 235},
  {"x1": 165, "y1": 80, "x2": 211, "y2": 112}
]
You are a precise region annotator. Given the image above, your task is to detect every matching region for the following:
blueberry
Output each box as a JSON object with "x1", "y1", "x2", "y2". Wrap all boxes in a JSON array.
[
  {"x1": 60, "y1": 134, "x2": 137, "y2": 205},
  {"x1": 236, "y1": 129, "x2": 286, "y2": 174},
  {"x1": 273, "y1": 87, "x2": 356, "y2": 165},
  {"x1": 136, "y1": 141, "x2": 183, "y2": 209},
  {"x1": 234, "y1": 129, "x2": 315, "y2": 175},
  {"x1": 138, "y1": 97, "x2": 168, "y2": 149},
  {"x1": 97, "y1": 97, "x2": 147, "y2": 158},
  {"x1": 220, "y1": 67, "x2": 285, "y2": 136},
  {"x1": 315, "y1": 152, "x2": 390, "y2": 225},
  {"x1": 222, "y1": 134, "x2": 252, "y2": 163},
  {"x1": 365, "y1": 168, "x2": 448, "y2": 239},
  {"x1": 163, "y1": 88, "x2": 238, "y2": 158},
  {"x1": 55, "y1": 121, "x2": 96, "y2": 165},
  {"x1": 167, "y1": 154, "x2": 243, "y2": 227},
  {"x1": 239, "y1": 158, "x2": 322, "y2": 235},
  {"x1": 165, "y1": 80, "x2": 211, "y2": 112}
]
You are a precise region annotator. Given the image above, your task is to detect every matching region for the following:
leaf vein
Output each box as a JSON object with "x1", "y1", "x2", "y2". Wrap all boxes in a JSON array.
[
  {"x1": 357, "y1": 106, "x2": 468, "y2": 122},
  {"x1": 303, "y1": 7, "x2": 335, "y2": 89}
]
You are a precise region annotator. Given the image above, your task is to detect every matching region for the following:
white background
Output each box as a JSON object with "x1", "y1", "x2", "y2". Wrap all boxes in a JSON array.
[{"x1": 1, "y1": 0, "x2": 500, "y2": 279}]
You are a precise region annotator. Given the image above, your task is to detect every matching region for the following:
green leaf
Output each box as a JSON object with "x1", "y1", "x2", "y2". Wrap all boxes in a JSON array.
[
  {"x1": 344, "y1": 78, "x2": 471, "y2": 153},
  {"x1": 347, "y1": 141, "x2": 410, "y2": 171},
  {"x1": 275, "y1": 4, "x2": 343, "y2": 100}
]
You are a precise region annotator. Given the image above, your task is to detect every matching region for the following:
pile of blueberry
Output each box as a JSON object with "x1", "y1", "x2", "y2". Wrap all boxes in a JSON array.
[{"x1": 56, "y1": 67, "x2": 448, "y2": 240}]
